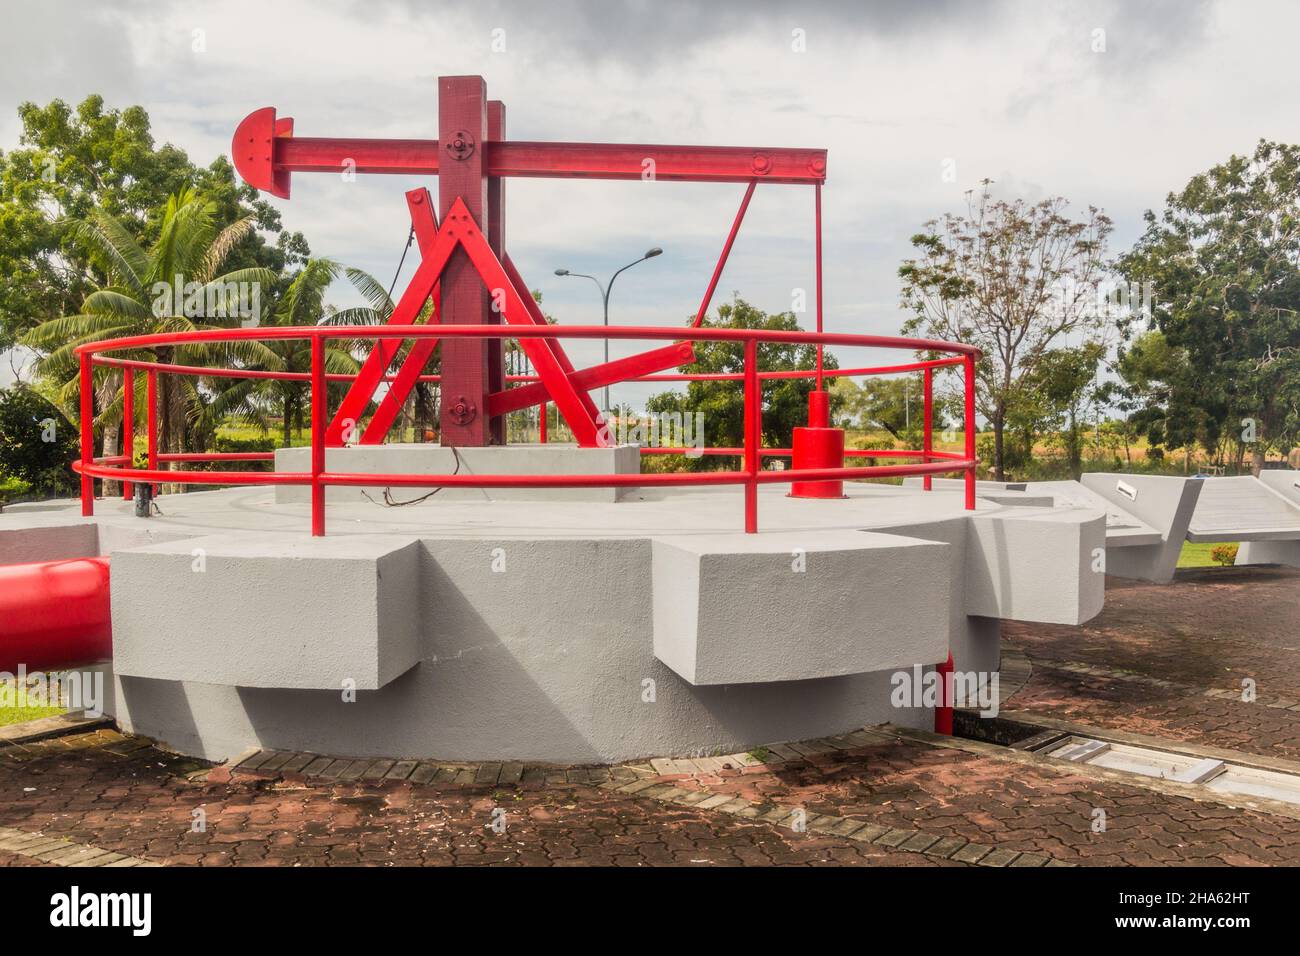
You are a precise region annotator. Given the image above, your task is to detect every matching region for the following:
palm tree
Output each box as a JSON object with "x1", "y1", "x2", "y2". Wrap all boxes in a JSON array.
[
  {"x1": 321, "y1": 267, "x2": 441, "y2": 441},
  {"x1": 22, "y1": 188, "x2": 276, "y2": 489},
  {"x1": 203, "y1": 258, "x2": 360, "y2": 447}
]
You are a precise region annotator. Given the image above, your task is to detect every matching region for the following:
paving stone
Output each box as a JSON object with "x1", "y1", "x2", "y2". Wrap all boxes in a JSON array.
[
  {"x1": 385, "y1": 760, "x2": 418, "y2": 781},
  {"x1": 978, "y1": 848, "x2": 1022, "y2": 868},
  {"x1": 302, "y1": 756, "x2": 334, "y2": 776},
  {"x1": 1010, "y1": 852, "x2": 1050, "y2": 867},
  {"x1": 408, "y1": 763, "x2": 440, "y2": 785},
  {"x1": 280, "y1": 753, "x2": 315, "y2": 773},
  {"x1": 361, "y1": 760, "x2": 394, "y2": 780},
  {"x1": 951, "y1": 842, "x2": 993, "y2": 864},
  {"x1": 846, "y1": 823, "x2": 892, "y2": 843},
  {"x1": 874, "y1": 829, "x2": 915, "y2": 848},
  {"x1": 900, "y1": 832, "x2": 942, "y2": 853},
  {"x1": 339, "y1": 760, "x2": 373, "y2": 781},
  {"x1": 923, "y1": 836, "x2": 968, "y2": 859}
]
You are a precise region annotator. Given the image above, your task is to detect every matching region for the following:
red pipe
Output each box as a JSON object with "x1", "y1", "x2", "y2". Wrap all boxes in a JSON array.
[
  {"x1": 122, "y1": 367, "x2": 134, "y2": 500},
  {"x1": 934, "y1": 652, "x2": 954, "y2": 735},
  {"x1": 923, "y1": 367, "x2": 933, "y2": 491},
  {"x1": 743, "y1": 339, "x2": 759, "y2": 532},
  {"x1": 79, "y1": 353, "x2": 93, "y2": 517},
  {"x1": 692, "y1": 181, "x2": 757, "y2": 329},
  {"x1": 964, "y1": 354, "x2": 977, "y2": 510},
  {"x1": 0, "y1": 557, "x2": 112, "y2": 672}
]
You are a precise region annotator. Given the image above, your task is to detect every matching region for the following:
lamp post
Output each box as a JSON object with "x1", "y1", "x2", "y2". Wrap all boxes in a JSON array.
[{"x1": 555, "y1": 247, "x2": 662, "y2": 416}]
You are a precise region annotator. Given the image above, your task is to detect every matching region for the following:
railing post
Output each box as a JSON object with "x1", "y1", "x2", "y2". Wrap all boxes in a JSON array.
[
  {"x1": 122, "y1": 367, "x2": 134, "y2": 500},
  {"x1": 79, "y1": 352, "x2": 94, "y2": 516},
  {"x1": 922, "y1": 365, "x2": 933, "y2": 492},
  {"x1": 539, "y1": 400, "x2": 547, "y2": 444},
  {"x1": 147, "y1": 369, "x2": 159, "y2": 496},
  {"x1": 743, "y1": 337, "x2": 759, "y2": 533},
  {"x1": 963, "y1": 353, "x2": 976, "y2": 510},
  {"x1": 311, "y1": 333, "x2": 326, "y2": 536}
]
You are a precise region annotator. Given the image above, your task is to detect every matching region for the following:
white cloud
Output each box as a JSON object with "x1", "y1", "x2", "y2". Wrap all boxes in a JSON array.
[{"x1": 2, "y1": 0, "x2": 1297, "y2": 401}]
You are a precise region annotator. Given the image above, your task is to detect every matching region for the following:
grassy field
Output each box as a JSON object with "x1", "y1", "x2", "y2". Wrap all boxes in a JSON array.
[
  {"x1": 0, "y1": 677, "x2": 64, "y2": 727},
  {"x1": 1178, "y1": 541, "x2": 1240, "y2": 568}
]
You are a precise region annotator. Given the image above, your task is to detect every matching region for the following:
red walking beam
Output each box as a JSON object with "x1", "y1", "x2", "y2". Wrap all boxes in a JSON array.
[{"x1": 233, "y1": 107, "x2": 828, "y2": 199}]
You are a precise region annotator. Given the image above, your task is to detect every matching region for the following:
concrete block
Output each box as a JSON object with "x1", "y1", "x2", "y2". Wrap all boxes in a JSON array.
[
  {"x1": 1257, "y1": 469, "x2": 1300, "y2": 507},
  {"x1": 110, "y1": 533, "x2": 422, "y2": 689},
  {"x1": 651, "y1": 530, "x2": 950, "y2": 685},
  {"x1": 0, "y1": 513, "x2": 97, "y2": 566},
  {"x1": 1188, "y1": 475, "x2": 1300, "y2": 542},
  {"x1": 273, "y1": 443, "x2": 641, "y2": 504},
  {"x1": 965, "y1": 507, "x2": 1105, "y2": 625},
  {"x1": 1236, "y1": 540, "x2": 1300, "y2": 569},
  {"x1": 1079, "y1": 473, "x2": 1203, "y2": 583},
  {"x1": 900, "y1": 477, "x2": 1052, "y2": 507}
]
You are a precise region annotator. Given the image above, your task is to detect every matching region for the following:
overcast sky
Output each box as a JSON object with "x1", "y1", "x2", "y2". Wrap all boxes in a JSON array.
[{"x1": 3, "y1": 0, "x2": 1298, "y2": 403}]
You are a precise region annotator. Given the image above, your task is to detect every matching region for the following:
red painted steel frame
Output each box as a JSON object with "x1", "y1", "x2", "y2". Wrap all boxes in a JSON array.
[
  {"x1": 73, "y1": 324, "x2": 979, "y2": 538},
  {"x1": 231, "y1": 81, "x2": 827, "y2": 452},
  {"x1": 232, "y1": 106, "x2": 828, "y2": 198}
]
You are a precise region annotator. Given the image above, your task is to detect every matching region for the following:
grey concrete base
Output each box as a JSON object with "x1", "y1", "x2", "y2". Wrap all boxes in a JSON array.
[
  {"x1": 274, "y1": 443, "x2": 642, "y2": 503},
  {"x1": 1188, "y1": 475, "x2": 1300, "y2": 542},
  {"x1": 111, "y1": 534, "x2": 423, "y2": 690},
  {"x1": 652, "y1": 531, "x2": 950, "y2": 685},
  {"x1": 1077, "y1": 474, "x2": 1202, "y2": 583},
  {"x1": 938, "y1": 474, "x2": 1203, "y2": 584},
  {"x1": 1237, "y1": 540, "x2": 1300, "y2": 568},
  {"x1": 0, "y1": 482, "x2": 1105, "y2": 763}
]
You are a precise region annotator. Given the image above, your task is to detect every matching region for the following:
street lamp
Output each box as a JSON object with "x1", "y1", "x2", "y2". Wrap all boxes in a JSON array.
[{"x1": 555, "y1": 247, "x2": 662, "y2": 415}]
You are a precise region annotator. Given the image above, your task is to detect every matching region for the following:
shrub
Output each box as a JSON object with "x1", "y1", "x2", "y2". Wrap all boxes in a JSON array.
[
  {"x1": 0, "y1": 474, "x2": 33, "y2": 505},
  {"x1": 1211, "y1": 543, "x2": 1239, "y2": 567}
]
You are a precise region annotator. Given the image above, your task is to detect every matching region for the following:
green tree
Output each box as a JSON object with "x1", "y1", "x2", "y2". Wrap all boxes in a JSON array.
[
  {"x1": 1118, "y1": 140, "x2": 1300, "y2": 475},
  {"x1": 899, "y1": 182, "x2": 1114, "y2": 479},
  {"x1": 0, "y1": 385, "x2": 79, "y2": 497},
  {"x1": 1020, "y1": 342, "x2": 1105, "y2": 477},
  {"x1": 0, "y1": 95, "x2": 306, "y2": 351},
  {"x1": 205, "y1": 259, "x2": 361, "y2": 448},
  {"x1": 645, "y1": 297, "x2": 837, "y2": 468},
  {"x1": 20, "y1": 188, "x2": 276, "y2": 490}
]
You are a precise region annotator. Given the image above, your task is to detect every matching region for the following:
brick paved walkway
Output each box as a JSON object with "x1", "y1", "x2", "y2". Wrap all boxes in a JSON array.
[
  {"x1": 1002, "y1": 566, "x2": 1300, "y2": 761},
  {"x1": 1, "y1": 565, "x2": 1298, "y2": 867}
]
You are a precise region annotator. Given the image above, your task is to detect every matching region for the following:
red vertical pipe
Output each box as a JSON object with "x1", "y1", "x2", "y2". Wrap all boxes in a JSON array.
[
  {"x1": 79, "y1": 353, "x2": 94, "y2": 516},
  {"x1": 122, "y1": 367, "x2": 134, "y2": 500},
  {"x1": 964, "y1": 353, "x2": 976, "y2": 510},
  {"x1": 692, "y1": 181, "x2": 757, "y2": 328},
  {"x1": 539, "y1": 401, "x2": 547, "y2": 444},
  {"x1": 311, "y1": 334, "x2": 326, "y2": 536},
  {"x1": 146, "y1": 369, "x2": 159, "y2": 496},
  {"x1": 815, "y1": 182, "x2": 824, "y2": 390},
  {"x1": 743, "y1": 338, "x2": 759, "y2": 533},
  {"x1": 922, "y1": 366, "x2": 933, "y2": 491},
  {"x1": 934, "y1": 652, "x2": 954, "y2": 735}
]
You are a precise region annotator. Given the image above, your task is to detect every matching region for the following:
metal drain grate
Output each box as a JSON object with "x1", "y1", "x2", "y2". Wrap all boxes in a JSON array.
[{"x1": 1036, "y1": 736, "x2": 1300, "y2": 806}]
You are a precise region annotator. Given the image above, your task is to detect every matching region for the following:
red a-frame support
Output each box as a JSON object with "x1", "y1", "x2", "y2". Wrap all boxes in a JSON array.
[{"x1": 232, "y1": 75, "x2": 827, "y2": 447}]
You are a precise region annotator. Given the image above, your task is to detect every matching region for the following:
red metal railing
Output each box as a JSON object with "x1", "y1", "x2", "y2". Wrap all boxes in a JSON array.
[{"x1": 73, "y1": 325, "x2": 980, "y2": 535}]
